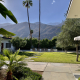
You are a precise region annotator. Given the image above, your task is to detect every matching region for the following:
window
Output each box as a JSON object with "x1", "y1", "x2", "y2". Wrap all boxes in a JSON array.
[{"x1": 6, "y1": 43, "x2": 11, "y2": 48}]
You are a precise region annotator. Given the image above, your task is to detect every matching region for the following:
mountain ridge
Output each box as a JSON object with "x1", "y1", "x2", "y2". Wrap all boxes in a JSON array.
[{"x1": 0, "y1": 22, "x2": 63, "y2": 40}]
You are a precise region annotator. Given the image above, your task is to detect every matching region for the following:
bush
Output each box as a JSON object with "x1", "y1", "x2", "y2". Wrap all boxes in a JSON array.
[
  {"x1": 13, "y1": 66, "x2": 42, "y2": 80},
  {"x1": 78, "y1": 77, "x2": 80, "y2": 80}
]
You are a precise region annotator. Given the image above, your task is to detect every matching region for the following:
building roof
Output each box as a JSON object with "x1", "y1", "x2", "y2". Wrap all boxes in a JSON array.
[
  {"x1": 67, "y1": 0, "x2": 73, "y2": 18},
  {"x1": 2, "y1": 37, "x2": 12, "y2": 39},
  {"x1": 67, "y1": 0, "x2": 80, "y2": 18}
]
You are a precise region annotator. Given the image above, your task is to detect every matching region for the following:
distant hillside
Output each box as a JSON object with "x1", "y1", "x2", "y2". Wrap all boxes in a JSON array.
[{"x1": 0, "y1": 22, "x2": 62, "y2": 40}]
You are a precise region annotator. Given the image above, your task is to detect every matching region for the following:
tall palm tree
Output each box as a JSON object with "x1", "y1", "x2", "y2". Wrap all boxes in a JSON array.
[
  {"x1": 23, "y1": 0, "x2": 33, "y2": 47},
  {"x1": 38, "y1": 0, "x2": 41, "y2": 48}
]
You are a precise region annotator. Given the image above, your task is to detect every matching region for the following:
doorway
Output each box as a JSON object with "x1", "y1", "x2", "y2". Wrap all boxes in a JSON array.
[{"x1": 1, "y1": 43, "x2": 3, "y2": 52}]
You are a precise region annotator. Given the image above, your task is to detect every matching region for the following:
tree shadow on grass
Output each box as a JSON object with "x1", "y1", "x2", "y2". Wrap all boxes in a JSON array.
[
  {"x1": 66, "y1": 53, "x2": 77, "y2": 55},
  {"x1": 18, "y1": 52, "x2": 35, "y2": 57}
]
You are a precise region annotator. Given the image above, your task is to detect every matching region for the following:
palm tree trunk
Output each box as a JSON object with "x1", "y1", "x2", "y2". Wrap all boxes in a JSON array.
[
  {"x1": 6, "y1": 70, "x2": 13, "y2": 80},
  {"x1": 38, "y1": 0, "x2": 41, "y2": 48},
  {"x1": 27, "y1": 8, "x2": 32, "y2": 48},
  {"x1": 76, "y1": 44, "x2": 79, "y2": 61}
]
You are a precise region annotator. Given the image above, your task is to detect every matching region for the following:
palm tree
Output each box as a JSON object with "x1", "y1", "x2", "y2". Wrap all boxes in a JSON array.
[
  {"x1": 0, "y1": 49, "x2": 26, "y2": 80},
  {"x1": 0, "y1": 2, "x2": 18, "y2": 24},
  {"x1": 23, "y1": 0, "x2": 33, "y2": 47},
  {"x1": 38, "y1": 0, "x2": 41, "y2": 48}
]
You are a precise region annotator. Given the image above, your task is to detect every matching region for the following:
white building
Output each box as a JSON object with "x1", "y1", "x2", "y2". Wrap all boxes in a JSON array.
[{"x1": 0, "y1": 37, "x2": 15, "y2": 52}]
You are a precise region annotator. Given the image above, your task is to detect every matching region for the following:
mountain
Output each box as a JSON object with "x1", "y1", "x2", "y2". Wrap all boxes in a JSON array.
[
  {"x1": 48, "y1": 22, "x2": 60, "y2": 25},
  {"x1": 48, "y1": 21, "x2": 65, "y2": 26},
  {"x1": 0, "y1": 22, "x2": 62, "y2": 40},
  {"x1": 0, "y1": 23, "x2": 13, "y2": 27}
]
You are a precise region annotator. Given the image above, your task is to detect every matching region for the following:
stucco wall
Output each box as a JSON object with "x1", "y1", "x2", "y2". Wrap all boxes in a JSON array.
[
  {"x1": 67, "y1": 0, "x2": 80, "y2": 18},
  {"x1": 0, "y1": 39, "x2": 15, "y2": 52}
]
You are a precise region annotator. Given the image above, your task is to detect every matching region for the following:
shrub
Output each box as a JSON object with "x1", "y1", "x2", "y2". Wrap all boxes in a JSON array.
[
  {"x1": 13, "y1": 66, "x2": 42, "y2": 80},
  {"x1": 78, "y1": 77, "x2": 80, "y2": 80}
]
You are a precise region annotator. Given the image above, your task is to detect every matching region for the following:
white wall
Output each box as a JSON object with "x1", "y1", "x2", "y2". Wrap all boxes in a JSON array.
[{"x1": 0, "y1": 39, "x2": 15, "y2": 52}]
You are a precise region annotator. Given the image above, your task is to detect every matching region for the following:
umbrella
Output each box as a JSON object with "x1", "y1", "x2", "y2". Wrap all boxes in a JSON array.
[
  {"x1": 74, "y1": 36, "x2": 80, "y2": 41},
  {"x1": 74, "y1": 36, "x2": 80, "y2": 61}
]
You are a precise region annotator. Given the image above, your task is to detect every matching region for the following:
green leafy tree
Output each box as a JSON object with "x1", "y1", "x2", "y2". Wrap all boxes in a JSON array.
[
  {"x1": 40, "y1": 39, "x2": 49, "y2": 48},
  {"x1": 0, "y1": 49, "x2": 26, "y2": 80},
  {"x1": 10, "y1": 37, "x2": 27, "y2": 49},
  {"x1": 56, "y1": 32, "x2": 70, "y2": 53},
  {"x1": 23, "y1": 0, "x2": 33, "y2": 47},
  {"x1": 25, "y1": 38, "x2": 31, "y2": 49},
  {"x1": 51, "y1": 36, "x2": 57, "y2": 48},
  {"x1": 32, "y1": 38, "x2": 38, "y2": 48},
  {"x1": 56, "y1": 19, "x2": 80, "y2": 61}
]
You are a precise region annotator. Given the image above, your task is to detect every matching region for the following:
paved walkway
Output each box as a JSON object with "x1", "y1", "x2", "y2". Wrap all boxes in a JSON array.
[{"x1": 26, "y1": 62, "x2": 80, "y2": 80}]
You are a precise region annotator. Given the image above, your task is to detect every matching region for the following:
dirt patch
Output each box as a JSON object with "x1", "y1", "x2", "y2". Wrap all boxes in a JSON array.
[
  {"x1": 32, "y1": 70, "x2": 43, "y2": 75},
  {"x1": 0, "y1": 69, "x2": 7, "y2": 80}
]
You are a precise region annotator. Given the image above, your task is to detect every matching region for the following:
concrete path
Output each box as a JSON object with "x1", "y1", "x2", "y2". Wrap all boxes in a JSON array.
[{"x1": 26, "y1": 62, "x2": 80, "y2": 80}]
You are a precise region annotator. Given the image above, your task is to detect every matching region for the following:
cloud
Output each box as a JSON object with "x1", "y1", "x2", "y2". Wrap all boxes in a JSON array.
[{"x1": 52, "y1": 0, "x2": 55, "y2": 4}]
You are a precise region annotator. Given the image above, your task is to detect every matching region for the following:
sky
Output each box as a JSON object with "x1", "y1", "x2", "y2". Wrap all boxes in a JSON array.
[{"x1": 0, "y1": 0, "x2": 70, "y2": 24}]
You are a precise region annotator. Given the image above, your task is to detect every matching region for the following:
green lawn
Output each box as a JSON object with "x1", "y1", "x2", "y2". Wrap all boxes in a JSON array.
[
  {"x1": 31, "y1": 52, "x2": 80, "y2": 64},
  {"x1": 2, "y1": 51, "x2": 39, "y2": 60}
]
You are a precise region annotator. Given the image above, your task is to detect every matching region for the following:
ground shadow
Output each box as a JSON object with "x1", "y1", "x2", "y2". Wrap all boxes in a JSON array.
[
  {"x1": 67, "y1": 52, "x2": 77, "y2": 55},
  {"x1": 18, "y1": 52, "x2": 35, "y2": 57}
]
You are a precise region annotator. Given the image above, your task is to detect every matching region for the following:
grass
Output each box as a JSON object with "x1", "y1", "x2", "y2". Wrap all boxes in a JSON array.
[
  {"x1": 1, "y1": 51, "x2": 40, "y2": 60},
  {"x1": 3, "y1": 54, "x2": 28, "y2": 60},
  {"x1": 31, "y1": 52, "x2": 80, "y2": 64}
]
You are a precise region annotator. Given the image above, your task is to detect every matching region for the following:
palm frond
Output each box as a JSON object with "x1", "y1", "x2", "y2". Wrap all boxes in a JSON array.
[{"x1": 3, "y1": 49, "x2": 11, "y2": 60}]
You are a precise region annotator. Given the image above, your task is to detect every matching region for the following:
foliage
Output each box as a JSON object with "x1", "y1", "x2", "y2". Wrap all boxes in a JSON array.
[
  {"x1": 40, "y1": 38, "x2": 57, "y2": 48},
  {"x1": 23, "y1": 0, "x2": 33, "y2": 8},
  {"x1": 0, "y1": 28, "x2": 15, "y2": 36},
  {"x1": 17, "y1": 37, "x2": 57, "y2": 49},
  {"x1": 23, "y1": 0, "x2": 33, "y2": 48},
  {"x1": 32, "y1": 38, "x2": 38, "y2": 48},
  {"x1": 23, "y1": 38, "x2": 31, "y2": 50},
  {"x1": 10, "y1": 37, "x2": 27, "y2": 49},
  {"x1": 56, "y1": 19, "x2": 80, "y2": 50},
  {"x1": 19, "y1": 52, "x2": 35, "y2": 57},
  {"x1": 13, "y1": 66, "x2": 42, "y2": 80},
  {"x1": 0, "y1": 2, "x2": 17, "y2": 23},
  {"x1": 0, "y1": 49, "x2": 27, "y2": 80},
  {"x1": 11, "y1": 37, "x2": 57, "y2": 49},
  {"x1": 78, "y1": 77, "x2": 80, "y2": 80},
  {"x1": 31, "y1": 52, "x2": 80, "y2": 64},
  {"x1": 30, "y1": 30, "x2": 33, "y2": 34},
  {"x1": 18, "y1": 51, "x2": 42, "y2": 57},
  {"x1": 51, "y1": 37, "x2": 57, "y2": 48},
  {"x1": 0, "y1": 54, "x2": 5, "y2": 69}
]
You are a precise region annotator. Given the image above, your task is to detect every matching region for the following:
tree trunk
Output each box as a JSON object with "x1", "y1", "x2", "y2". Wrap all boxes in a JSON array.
[
  {"x1": 38, "y1": 0, "x2": 41, "y2": 48},
  {"x1": 6, "y1": 70, "x2": 13, "y2": 80},
  {"x1": 27, "y1": 8, "x2": 32, "y2": 48},
  {"x1": 31, "y1": 34, "x2": 32, "y2": 48},
  {"x1": 76, "y1": 44, "x2": 78, "y2": 61}
]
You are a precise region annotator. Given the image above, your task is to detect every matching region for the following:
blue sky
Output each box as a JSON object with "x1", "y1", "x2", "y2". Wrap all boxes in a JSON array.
[{"x1": 0, "y1": 0, "x2": 70, "y2": 24}]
